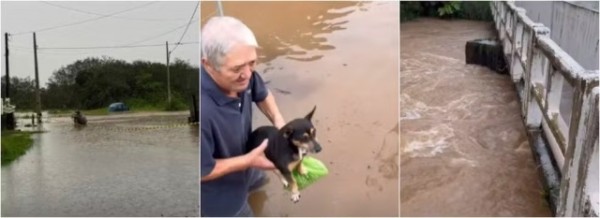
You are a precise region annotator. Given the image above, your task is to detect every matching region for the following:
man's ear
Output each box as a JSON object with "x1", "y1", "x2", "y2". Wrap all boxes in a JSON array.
[
  {"x1": 283, "y1": 127, "x2": 293, "y2": 138},
  {"x1": 202, "y1": 59, "x2": 219, "y2": 73},
  {"x1": 305, "y1": 105, "x2": 317, "y2": 121},
  {"x1": 201, "y1": 58, "x2": 211, "y2": 69}
]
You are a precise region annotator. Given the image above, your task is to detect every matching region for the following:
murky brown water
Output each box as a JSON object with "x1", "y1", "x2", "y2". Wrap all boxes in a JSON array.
[
  {"x1": 400, "y1": 18, "x2": 551, "y2": 216},
  {"x1": 201, "y1": 1, "x2": 399, "y2": 216},
  {"x1": 2, "y1": 112, "x2": 198, "y2": 217}
]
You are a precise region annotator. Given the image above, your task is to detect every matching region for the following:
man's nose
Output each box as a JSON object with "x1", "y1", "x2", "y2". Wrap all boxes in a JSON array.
[{"x1": 240, "y1": 65, "x2": 252, "y2": 79}]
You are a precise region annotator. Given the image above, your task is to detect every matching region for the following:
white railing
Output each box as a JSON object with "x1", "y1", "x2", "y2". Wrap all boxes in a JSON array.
[{"x1": 492, "y1": 1, "x2": 599, "y2": 216}]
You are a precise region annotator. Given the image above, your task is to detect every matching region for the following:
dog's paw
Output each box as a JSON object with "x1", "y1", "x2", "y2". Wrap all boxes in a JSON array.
[
  {"x1": 291, "y1": 192, "x2": 301, "y2": 203},
  {"x1": 281, "y1": 179, "x2": 289, "y2": 188}
]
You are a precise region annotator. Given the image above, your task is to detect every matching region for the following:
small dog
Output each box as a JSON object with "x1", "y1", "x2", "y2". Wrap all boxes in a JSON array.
[{"x1": 246, "y1": 106, "x2": 322, "y2": 203}]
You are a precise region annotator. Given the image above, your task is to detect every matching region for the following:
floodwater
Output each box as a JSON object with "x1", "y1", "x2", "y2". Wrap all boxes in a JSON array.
[
  {"x1": 400, "y1": 18, "x2": 552, "y2": 216},
  {"x1": 1, "y1": 112, "x2": 199, "y2": 217},
  {"x1": 201, "y1": 1, "x2": 399, "y2": 216}
]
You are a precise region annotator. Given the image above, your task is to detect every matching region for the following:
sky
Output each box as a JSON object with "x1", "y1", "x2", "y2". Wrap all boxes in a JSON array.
[{"x1": 1, "y1": 1, "x2": 199, "y2": 88}]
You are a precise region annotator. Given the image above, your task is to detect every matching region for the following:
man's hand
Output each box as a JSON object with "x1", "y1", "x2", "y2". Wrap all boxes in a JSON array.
[
  {"x1": 246, "y1": 139, "x2": 276, "y2": 170},
  {"x1": 201, "y1": 139, "x2": 276, "y2": 182}
]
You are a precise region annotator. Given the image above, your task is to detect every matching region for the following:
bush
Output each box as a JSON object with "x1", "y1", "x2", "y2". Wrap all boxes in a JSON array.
[
  {"x1": 457, "y1": 1, "x2": 493, "y2": 21},
  {"x1": 164, "y1": 99, "x2": 187, "y2": 111},
  {"x1": 401, "y1": 1, "x2": 493, "y2": 22},
  {"x1": 438, "y1": 2, "x2": 461, "y2": 18},
  {"x1": 401, "y1": 1, "x2": 423, "y2": 22}
]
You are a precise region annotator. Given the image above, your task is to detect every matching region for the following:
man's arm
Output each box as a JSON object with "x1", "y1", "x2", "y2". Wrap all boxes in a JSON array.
[
  {"x1": 249, "y1": 72, "x2": 285, "y2": 129},
  {"x1": 201, "y1": 156, "x2": 251, "y2": 182},
  {"x1": 257, "y1": 90, "x2": 286, "y2": 129},
  {"x1": 201, "y1": 139, "x2": 274, "y2": 182}
]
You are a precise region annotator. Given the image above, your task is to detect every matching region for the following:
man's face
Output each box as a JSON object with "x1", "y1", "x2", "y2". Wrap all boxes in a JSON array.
[{"x1": 205, "y1": 44, "x2": 257, "y2": 94}]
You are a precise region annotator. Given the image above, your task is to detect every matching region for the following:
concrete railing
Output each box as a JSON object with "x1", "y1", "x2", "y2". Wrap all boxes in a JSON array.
[{"x1": 492, "y1": 1, "x2": 599, "y2": 216}]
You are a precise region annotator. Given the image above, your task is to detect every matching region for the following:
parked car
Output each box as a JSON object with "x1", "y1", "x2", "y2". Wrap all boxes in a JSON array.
[{"x1": 108, "y1": 102, "x2": 129, "y2": 112}]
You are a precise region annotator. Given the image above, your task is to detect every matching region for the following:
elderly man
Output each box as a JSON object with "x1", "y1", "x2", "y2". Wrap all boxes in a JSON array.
[{"x1": 200, "y1": 16, "x2": 286, "y2": 217}]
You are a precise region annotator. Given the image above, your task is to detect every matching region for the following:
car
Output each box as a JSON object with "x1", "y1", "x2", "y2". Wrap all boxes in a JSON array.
[{"x1": 108, "y1": 102, "x2": 129, "y2": 112}]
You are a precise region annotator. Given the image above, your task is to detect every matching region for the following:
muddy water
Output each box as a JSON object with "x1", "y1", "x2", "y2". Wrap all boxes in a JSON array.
[
  {"x1": 400, "y1": 18, "x2": 551, "y2": 216},
  {"x1": 201, "y1": 1, "x2": 399, "y2": 216},
  {"x1": 1, "y1": 112, "x2": 198, "y2": 217}
]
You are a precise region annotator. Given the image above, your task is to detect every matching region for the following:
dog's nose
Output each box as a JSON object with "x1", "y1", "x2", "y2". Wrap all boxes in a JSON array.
[{"x1": 315, "y1": 146, "x2": 322, "y2": 153}]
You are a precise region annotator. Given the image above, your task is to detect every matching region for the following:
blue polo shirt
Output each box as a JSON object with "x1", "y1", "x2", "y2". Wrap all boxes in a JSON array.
[{"x1": 200, "y1": 66, "x2": 268, "y2": 217}]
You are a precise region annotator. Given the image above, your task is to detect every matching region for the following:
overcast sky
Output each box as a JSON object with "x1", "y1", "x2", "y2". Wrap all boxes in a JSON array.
[{"x1": 1, "y1": 1, "x2": 199, "y2": 87}]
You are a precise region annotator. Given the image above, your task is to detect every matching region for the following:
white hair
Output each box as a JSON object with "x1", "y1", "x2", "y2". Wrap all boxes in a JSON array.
[{"x1": 201, "y1": 16, "x2": 259, "y2": 71}]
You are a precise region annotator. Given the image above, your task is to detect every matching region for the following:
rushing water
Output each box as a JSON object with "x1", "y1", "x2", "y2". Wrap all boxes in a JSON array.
[{"x1": 400, "y1": 18, "x2": 552, "y2": 216}]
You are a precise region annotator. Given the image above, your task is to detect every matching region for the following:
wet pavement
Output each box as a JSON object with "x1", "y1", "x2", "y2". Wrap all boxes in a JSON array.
[
  {"x1": 400, "y1": 18, "x2": 552, "y2": 216},
  {"x1": 1, "y1": 112, "x2": 198, "y2": 217},
  {"x1": 201, "y1": 1, "x2": 399, "y2": 216}
]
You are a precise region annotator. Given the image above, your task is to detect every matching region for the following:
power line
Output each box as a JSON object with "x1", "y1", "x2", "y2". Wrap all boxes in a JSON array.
[
  {"x1": 10, "y1": 46, "x2": 108, "y2": 55},
  {"x1": 11, "y1": 2, "x2": 158, "y2": 35},
  {"x1": 9, "y1": 44, "x2": 32, "y2": 50},
  {"x1": 169, "y1": 1, "x2": 199, "y2": 54},
  {"x1": 38, "y1": 41, "x2": 198, "y2": 50},
  {"x1": 125, "y1": 19, "x2": 199, "y2": 46},
  {"x1": 11, "y1": 43, "x2": 198, "y2": 55},
  {"x1": 40, "y1": 1, "x2": 189, "y2": 22}
]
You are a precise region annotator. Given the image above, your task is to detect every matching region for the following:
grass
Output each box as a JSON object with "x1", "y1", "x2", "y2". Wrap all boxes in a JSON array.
[
  {"x1": 47, "y1": 103, "x2": 187, "y2": 117},
  {"x1": 48, "y1": 108, "x2": 109, "y2": 117},
  {"x1": 1, "y1": 131, "x2": 34, "y2": 166}
]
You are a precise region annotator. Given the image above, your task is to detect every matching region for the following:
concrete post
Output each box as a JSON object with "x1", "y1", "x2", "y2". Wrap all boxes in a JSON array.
[
  {"x1": 510, "y1": 9, "x2": 526, "y2": 82},
  {"x1": 524, "y1": 26, "x2": 550, "y2": 128},
  {"x1": 558, "y1": 85, "x2": 599, "y2": 216}
]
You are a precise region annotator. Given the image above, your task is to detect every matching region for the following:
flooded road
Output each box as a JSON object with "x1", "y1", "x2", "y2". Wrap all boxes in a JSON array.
[
  {"x1": 400, "y1": 18, "x2": 551, "y2": 216},
  {"x1": 201, "y1": 1, "x2": 399, "y2": 216},
  {"x1": 2, "y1": 112, "x2": 198, "y2": 217}
]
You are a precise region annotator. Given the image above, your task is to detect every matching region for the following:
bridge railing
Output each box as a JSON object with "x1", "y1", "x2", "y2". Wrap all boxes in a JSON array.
[{"x1": 491, "y1": 1, "x2": 599, "y2": 216}]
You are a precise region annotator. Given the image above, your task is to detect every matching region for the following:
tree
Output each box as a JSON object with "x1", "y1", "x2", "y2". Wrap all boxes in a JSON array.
[{"x1": 6, "y1": 56, "x2": 199, "y2": 111}]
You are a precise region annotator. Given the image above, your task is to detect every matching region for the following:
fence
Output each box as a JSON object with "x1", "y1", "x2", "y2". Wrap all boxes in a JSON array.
[{"x1": 491, "y1": 1, "x2": 599, "y2": 216}]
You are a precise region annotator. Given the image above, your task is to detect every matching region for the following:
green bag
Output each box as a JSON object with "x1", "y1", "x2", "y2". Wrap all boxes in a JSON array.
[{"x1": 290, "y1": 156, "x2": 329, "y2": 191}]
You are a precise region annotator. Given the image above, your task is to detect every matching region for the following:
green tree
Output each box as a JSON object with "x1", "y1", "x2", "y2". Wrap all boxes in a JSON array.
[{"x1": 6, "y1": 56, "x2": 199, "y2": 112}]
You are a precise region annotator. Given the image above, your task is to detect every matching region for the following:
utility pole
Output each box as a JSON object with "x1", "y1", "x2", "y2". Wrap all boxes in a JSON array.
[
  {"x1": 217, "y1": 0, "x2": 224, "y2": 16},
  {"x1": 33, "y1": 32, "x2": 42, "y2": 124},
  {"x1": 166, "y1": 41, "x2": 171, "y2": 104},
  {"x1": 4, "y1": 33, "x2": 10, "y2": 99},
  {"x1": 1, "y1": 32, "x2": 16, "y2": 130}
]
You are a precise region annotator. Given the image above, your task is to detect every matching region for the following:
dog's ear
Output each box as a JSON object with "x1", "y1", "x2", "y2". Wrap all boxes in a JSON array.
[
  {"x1": 305, "y1": 105, "x2": 317, "y2": 121},
  {"x1": 283, "y1": 127, "x2": 293, "y2": 138}
]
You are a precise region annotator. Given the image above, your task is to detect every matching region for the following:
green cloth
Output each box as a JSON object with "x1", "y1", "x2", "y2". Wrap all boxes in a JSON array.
[{"x1": 290, "y1": 157, "x2": 329, "y2": 191}]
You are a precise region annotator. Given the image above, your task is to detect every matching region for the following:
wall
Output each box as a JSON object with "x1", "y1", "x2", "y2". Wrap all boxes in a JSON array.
[{"x1": 515, "y1": 1, "x2": 599, "y2": 70}]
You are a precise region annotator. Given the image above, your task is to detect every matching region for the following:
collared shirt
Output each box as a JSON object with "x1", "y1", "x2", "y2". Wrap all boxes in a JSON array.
[{"x1": 200, "y1": 66, "x2": 268, "y2": 217}]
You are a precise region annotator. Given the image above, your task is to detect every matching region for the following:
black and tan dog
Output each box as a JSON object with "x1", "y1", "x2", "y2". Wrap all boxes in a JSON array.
[{"x1": 246, "y1": 106, "x2": 322, "y2": 203}]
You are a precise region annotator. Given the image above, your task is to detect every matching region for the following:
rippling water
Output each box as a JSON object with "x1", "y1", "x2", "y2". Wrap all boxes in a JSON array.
[
  {"x1": 201, "y1": 1, "x2": 399, "y2": 216},
  {"x1": 400, "y1": 18, "x2": 551, "y2": 216},
  {"x1": 2, "y1": 112, "x2": 199, "y2": 217}
]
